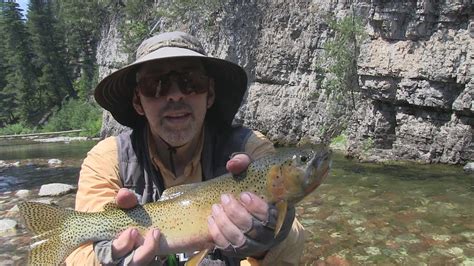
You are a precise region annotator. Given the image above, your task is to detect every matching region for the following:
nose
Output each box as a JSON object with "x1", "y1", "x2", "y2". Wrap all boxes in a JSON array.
[{"x1": 165, "y1": 80, "x2": 184, "y2": 102}]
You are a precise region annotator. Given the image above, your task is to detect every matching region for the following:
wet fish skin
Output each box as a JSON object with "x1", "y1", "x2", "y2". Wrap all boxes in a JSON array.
[{"x1": 18, "y1": 147, "x2": 331, "y2": 265}]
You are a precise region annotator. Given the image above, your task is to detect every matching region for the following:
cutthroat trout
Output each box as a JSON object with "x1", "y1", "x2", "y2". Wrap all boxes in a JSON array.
[{"x1": 18, "y1": 147, "x2": 331, "y2": 265}]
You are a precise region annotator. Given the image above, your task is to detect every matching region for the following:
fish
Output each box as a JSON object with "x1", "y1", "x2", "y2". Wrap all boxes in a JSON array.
[{"x1": 18, "y1": 147, "x2": 332, "y2": 265}]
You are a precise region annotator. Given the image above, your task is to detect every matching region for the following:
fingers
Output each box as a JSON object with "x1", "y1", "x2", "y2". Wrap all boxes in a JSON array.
[
  {"x1": 111, "y1": 228, "x2": 160, "y2": 265},
  {"x1": 226, "y1": 153, "x2": 251, "y2": 175},
  {"x1": 208, "y1": 211, "x2": 237, "y2": 248},
  {"x1": 116, "y1": 188, "x2": 138, "y2": 209},
  {"x1": 207, "y1": 193, "x2": 270, "y2": 248},
  {"x1": 239, "y1": 192, "x2": 268, "y2": 222},
  {"x1": 209, "y1": 202, "x2": 246, "y2": 247},
  {"x1": 112, "y1": 228, "x2": 139, "y2": 259},
  {"x1": 130, "y1": 229, "x2": 161, "y2": 266}
]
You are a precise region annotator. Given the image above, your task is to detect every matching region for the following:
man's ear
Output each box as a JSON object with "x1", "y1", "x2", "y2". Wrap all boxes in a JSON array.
[
  {"x1": 207, "y1": 79, "x2": 216, "y2": 109},
  {"x1": 132, "y1": 91, "x2": 145, "y2": 115}
]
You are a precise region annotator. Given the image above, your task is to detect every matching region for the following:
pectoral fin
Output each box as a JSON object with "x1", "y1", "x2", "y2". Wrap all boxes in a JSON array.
[
  {"x1": 274, "y1": 201, "x2": 288, "y2": 236},
  {"x1": 185, "y1": 248, "x2": 210, "y2": 266}
]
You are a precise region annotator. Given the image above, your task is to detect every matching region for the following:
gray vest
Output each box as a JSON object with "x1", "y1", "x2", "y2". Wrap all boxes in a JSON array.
[
  {"x1": 116, "y1": 124, "x2": 252, "y2": 203},
  {"x1": 115, "y1": 124, "x2": 252, "y2": 264}
]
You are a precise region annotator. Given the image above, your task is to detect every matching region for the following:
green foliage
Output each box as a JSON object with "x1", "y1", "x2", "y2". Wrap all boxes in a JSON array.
[
  {"x1": 0, "y1": 1, "x2": 39, "y2": 125},
  {"x1": 42, "y1": 99, "x2": 102, "y2": 137},
  {"x1": 0, "y1": 122, "x2": 33, "y2": 135},
  {"x1": 27, "y1": 0, "x2": 74, "y2": 110},
  {"x1": 331, "y1": 133, "x2": 347, "y2": 146},
  {"x1": 55, "y1": 0, "x2": 104, "y2": 99},
  {"x1": 320, "y1": 14, "x2": 366, "y2": 108},
  {"x1": 161, "y1": 0, "x2": 221, "y2": 21},
  {"x1": 116, "y1": 0, "x2": 155, "y2": 58},
  {"x1": 0, "y1": 0, "x2": 104, "y2": 133},
  {"x1": 362, "y1": 137, "x2": 374, "y2": 153},
  {"x1": 311, "y1": 12, "x2": 367, "y2": 141},
  {"x1": 117, "y1": 0, "x2": 222, "y2": 59}
]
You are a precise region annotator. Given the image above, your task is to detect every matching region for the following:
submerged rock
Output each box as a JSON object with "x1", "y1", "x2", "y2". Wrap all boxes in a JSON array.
[
  {"x1": 15, "y1": 189, "x2": 30, "y2": 198},
  {"x1": 0, "y1": 219, "x2": 17, "y2": 234},
  {"x1": 38, "y1": 183, "x2": 76, "y2": 197},
  {"x1": 463, "y1": 162, "x2": 474, "y2": 173},
  {"x1": 48, "y1": 159, "x2": 63, "y2": 167}
]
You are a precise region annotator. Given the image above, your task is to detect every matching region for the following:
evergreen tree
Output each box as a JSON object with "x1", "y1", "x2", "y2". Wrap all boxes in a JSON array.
[
  {"x1": 0, "y1": 1, "x2": 38, "y2": 125},
  {"x1": 55, "y1": 0, "x2": 104, "y2": 100},
  {"x1": 27, "y1": 0, "x2": 74, "y2": 124}
]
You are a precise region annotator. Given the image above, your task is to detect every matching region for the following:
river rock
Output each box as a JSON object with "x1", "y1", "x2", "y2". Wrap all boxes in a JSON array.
[
  {"x1": 0, "y1": 219, "x2": 17, "y2": 234},
  {"x1": 15, "y1": 189, "x2": 30, "y2": 198},
  {"x1": 0, "y1": 160, "x2": 6, "y2": 168},
  {"x1": 463, "y1": 162, "x2": 474, "y2": 173},
  {"x1": 31, "y1": 197, "x2": 56, "y2": 205},
  {"x1": 38, "y1": 183, "x2": 76, "y2": 196},
  {"x1": 48, "y1": 159, "x2": 63, "y2": 167}
]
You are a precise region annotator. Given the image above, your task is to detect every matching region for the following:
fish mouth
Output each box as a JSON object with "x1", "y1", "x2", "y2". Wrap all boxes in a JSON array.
[{"x1": 304, "y1": 149, "x2": 332, "y2": 194}]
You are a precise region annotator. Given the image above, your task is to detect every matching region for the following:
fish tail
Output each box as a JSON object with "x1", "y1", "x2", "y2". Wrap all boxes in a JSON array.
[{"x1": 18, "y1": 202, "x2": 78, "y2": 265}]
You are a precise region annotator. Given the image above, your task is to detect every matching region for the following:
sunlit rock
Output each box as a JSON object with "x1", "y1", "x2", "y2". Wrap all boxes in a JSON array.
[
  {"x1": 446, "y1": 247, "x2": 464, "y2": 258},
  {"x1": 15, "y1": 190, "x2": 30, "y2": 198},
  {"x1": 431, "y1": 234, "x2": 451, "y2": 242},
  {"x1": 364, "y1": 247, "x2": 381, "y2": 256},
  {"x1": 460, "y1": 232, "x2": 474, "y2": 243},
  {"x1": 0, "y1": 219, "x2": 17, "y2": 234},
  {"x1": 38, "y1": 183, "x2": 76, "y2": 197},
  {"x1": 48, "y1": 159, "x2": 62, "y2": 167},
  {"x1": 463, "y1": 162, "x2": 474, "y2": 172}
]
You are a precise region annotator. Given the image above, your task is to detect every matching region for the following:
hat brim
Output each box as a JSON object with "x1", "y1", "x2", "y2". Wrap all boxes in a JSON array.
[{"x1": 94, "y1": 48, "x2": 248, "y2": 128}]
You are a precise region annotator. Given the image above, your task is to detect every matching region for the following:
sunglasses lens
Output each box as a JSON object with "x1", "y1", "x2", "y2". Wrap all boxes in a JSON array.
[
  {"x1": 180, "y1": 73, "x2": 209, "y2": 95},
  {"x1": 138, "y1": 79, "x2": 163, "y2": 97},
  {"x1": 138, "y1": 72, "x2": 209, "y2": 97}
]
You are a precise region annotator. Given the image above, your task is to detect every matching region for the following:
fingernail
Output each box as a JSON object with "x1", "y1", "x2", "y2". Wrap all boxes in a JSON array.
[
  {"x1": 153, "y1": 229, "x2": 160, "y2": 240},
  {"x1": 221, "y1": 194, "x2": 230, "y2": 205},
  {"x1": 212, "y1": 204, "x2": 221, "y2": 214},
  {"x1": 240, "y1": 192, "x2": 251, "y2": 205}
]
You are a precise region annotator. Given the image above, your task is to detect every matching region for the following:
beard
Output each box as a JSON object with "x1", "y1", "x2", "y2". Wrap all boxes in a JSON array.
[{"x1": 156, "y1": 101, "x2": 201, "y2": 147}]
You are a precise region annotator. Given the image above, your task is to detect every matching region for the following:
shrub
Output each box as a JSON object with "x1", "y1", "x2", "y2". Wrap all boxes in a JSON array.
[
  {"x1": 0, "y1": 122, "x2": 33, "y2": 135},
  {"x1": 41, "y1": 99, "x2": 102, "y2": 137}
]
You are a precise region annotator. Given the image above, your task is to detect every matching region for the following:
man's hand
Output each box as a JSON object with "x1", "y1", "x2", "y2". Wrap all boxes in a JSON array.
[
  {"x1": 207, "y1": 153, "x2": 275, "y2": 257},
  {"x1": 226, "y1": 153, "x2": 252, "y2": 175},
  {"x1": 110, "y1": 188, "x2": 160, "y2": 265},
  {"x1": 207, "y1": 192, "x2": 272, "y2": 252}
]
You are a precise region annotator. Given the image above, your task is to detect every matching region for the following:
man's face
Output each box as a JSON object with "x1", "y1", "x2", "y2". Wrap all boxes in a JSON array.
[{"x1": 133, "y1": 58, "x2": 215, "y2": 147}]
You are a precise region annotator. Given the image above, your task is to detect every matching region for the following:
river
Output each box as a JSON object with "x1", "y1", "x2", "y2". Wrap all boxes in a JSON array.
[{"x1": 0, "y1": 140, "x2": 472, "y2": 265}]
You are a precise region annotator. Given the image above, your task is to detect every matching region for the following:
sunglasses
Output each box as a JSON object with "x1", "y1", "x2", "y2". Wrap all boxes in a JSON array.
[{"x1": 137, "y1": 71, "x2": 210, "y2": 98}]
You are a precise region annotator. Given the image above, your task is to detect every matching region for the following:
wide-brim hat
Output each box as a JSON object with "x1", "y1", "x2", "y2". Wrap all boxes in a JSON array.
[{"x1": 94, "y1": 31, "x2": 248, "y2": 128}]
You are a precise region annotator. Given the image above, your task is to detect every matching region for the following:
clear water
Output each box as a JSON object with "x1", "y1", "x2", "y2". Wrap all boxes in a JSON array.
[{"x1": 0, "y1": 141, "x2": 472, "y2": 265}]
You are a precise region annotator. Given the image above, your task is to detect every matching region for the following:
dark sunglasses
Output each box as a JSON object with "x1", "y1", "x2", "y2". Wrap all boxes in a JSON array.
[{"x1": 137, "y1": 71, "x2": 210, "y2": 98}]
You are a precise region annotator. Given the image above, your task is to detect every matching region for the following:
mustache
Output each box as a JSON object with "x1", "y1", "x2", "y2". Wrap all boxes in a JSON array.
[{"x1": 159, "y1": 101, "x2": 193, "y2": 115}]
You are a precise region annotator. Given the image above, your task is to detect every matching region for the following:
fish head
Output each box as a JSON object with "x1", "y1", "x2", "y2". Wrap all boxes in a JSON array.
[{"x1": 265, "y1": 147, "x2": 332, "y2": 205}]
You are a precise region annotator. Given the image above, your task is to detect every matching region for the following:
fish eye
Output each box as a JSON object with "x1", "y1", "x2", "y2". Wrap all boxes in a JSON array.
[{"x1": 300, "y1": 155, "x2": 308, "y2": 162}]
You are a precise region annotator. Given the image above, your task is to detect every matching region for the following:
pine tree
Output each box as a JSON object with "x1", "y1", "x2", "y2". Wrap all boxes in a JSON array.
[
  {"x1": 0, "y1": 1, "x2": 39, "y2": 125},
  {"x1": 27, "y1": 0, "x2": 74, "y2": 124},
  {"x1": 55, "y1": 0, "x2": 104, "y2": 100}
]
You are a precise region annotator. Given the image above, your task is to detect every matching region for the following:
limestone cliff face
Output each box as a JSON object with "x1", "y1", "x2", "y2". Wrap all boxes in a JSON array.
[{"x1": 97, "y1": 0, "x2": 473, "y2": 164}]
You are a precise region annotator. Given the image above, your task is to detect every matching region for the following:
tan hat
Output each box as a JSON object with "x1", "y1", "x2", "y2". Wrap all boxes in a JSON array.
[{"x1": 94, "y1": 31, "x2": 248, "y2": 128}]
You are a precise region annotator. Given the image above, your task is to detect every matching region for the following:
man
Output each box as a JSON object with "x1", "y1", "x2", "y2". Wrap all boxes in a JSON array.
[{"x1": 66, "y1": 31, "x2": 305, "y2": 265}]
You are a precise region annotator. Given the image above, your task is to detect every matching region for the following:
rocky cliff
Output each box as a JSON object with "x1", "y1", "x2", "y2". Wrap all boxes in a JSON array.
[{"x1": 97, "y1": 0, "x2": 473, "y2": 164}]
